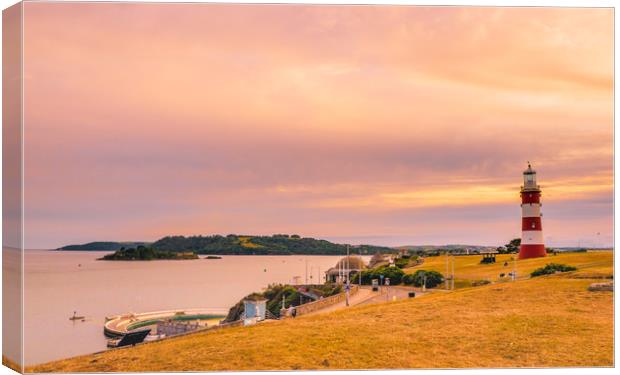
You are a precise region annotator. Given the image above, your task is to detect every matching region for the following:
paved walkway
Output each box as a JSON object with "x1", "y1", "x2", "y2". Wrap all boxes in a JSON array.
[
  {"x1": 304, "y1": 287, "x2": 374, "y2": 315},
  {"x1": 304, "y1": 285, "x2": 426, "y2": 316},
  {"x1": 356, "y1": 285, "x2": 427, "y2": 306}
]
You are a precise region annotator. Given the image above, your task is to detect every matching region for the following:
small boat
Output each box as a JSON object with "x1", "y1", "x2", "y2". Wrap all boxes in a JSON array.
[{"x1": 69, "y1": 311, "x2": 85, "y2": 321}]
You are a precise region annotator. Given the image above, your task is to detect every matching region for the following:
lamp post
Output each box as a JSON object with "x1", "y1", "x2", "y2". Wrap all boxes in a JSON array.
[
  {"x1": 346, "y1": 245, "x2": 350, "y2": 284},
  {"x1": 451, "y1": 255, "x2": 455, "y2": 290},
  {"x1": 359, "y1": 246, "x2": 363, "y2": 287},
  {"x1": 512, "y1": 255, "x2": 517, "y2": 281},
  {"x1": 445, "y1": 251, "x2": 449, "y2": 290}
]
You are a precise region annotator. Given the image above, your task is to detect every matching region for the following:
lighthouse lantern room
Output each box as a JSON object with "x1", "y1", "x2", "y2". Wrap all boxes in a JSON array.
[{"x1": 519, "y1": 162, "x2": 546, "y2": 259}]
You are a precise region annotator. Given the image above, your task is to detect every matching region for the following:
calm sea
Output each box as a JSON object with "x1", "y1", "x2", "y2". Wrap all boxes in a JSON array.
[{"x1": 24, "y1": 250, "x2": 362, "y2": 365}]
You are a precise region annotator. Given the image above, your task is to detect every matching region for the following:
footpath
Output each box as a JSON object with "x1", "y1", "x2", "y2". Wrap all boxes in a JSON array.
[{"x1": 304, "y1": 285, "x2": 426, "y2": 316}]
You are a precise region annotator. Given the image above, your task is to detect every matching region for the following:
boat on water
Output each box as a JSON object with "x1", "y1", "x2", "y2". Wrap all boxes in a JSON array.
[{"x1": 69, "y1": 311, "x2": 85, "y2": 321}]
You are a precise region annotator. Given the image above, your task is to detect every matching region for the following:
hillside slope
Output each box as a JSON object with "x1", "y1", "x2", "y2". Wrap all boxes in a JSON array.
[
  {"x1": 151, "y1": 234, "x2": 393, "y2": 255},
  {"x1": 29, "y1": 268, "x2": 613, "y2": 371},
  {"x1": 406, "y1": 251, "x2": 613, "y2": 287},
  {"x1": 59, "y1": 235, "x2": 393, "y2": 255}
]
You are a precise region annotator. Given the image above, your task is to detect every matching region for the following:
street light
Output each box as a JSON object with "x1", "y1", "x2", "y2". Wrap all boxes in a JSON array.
[
  {"x1": 422, "y1": 272, "x2": 427, "y2": 292},
  {"x1": 445, "y1": 251, "x2": 449, "y2": 290}
]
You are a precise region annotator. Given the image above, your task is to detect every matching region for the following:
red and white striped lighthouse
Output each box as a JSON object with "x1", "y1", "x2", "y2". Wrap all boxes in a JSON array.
[{"x1": 519, "y1": 162, "x2": 546, "y2": 259}]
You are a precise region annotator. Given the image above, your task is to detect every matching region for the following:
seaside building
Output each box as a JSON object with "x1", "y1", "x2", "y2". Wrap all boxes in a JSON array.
[
  {"x1": 368, "y1": 252, "x2": 387, "y2": 268},
  {"x1": 243, "y1": 298, "x2": 267, "y2": 325},
  {"x1": 519, "y1": 163, "x2": 547, "y2": 259},
  {"x1": 480, "y1": 249, "x2": 498, "y2": 264},
  {"x1": 325, "y1": 256, "x2": 367, "y2": 283}
]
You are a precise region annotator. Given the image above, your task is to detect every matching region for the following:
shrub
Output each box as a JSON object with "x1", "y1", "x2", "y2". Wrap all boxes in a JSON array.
[
  {"x1": 531, "y1": 263, "x2": 577, "y2": 277},
  {"x1": 352, "y1": 266, "x2": 405, "y2": 285},
  {"x1": 403, "y1": 270, "x2": 444, "y2": 288},
  {"x1": 402, "y1": 274, "x2": 415, "y2": 285},
  {"x1": 471, "y1": 280, "x2": 491, "y2": 286},
  {"x1": 394, "y1": 258, "x2": 410, "y2": 269}
]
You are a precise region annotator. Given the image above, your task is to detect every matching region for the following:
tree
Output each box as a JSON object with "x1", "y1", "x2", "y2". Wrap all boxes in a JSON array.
[
  {"x1": 502, "y1": 238, "x2": 521, "y2": 254},
  {"x1": 352, "y1": 266, "x2": 405, "y2": 285},
  {"x1": 394, "y1": 258, "x2": 410, "y2": 269},
  {"x1": 403, "y1": 270, "x2": 444, "y2": 288}
]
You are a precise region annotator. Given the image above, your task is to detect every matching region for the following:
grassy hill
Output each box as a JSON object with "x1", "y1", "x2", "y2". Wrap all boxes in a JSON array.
[
  {"x1": 58, "y1": 235, "x2": 393, "y2": 255},
  {"x1": 407, "y1": 251, "x2": 613, "y2": 288},
  {"x1": 150, "y1": 234, "x2": 393, "y2": 255},
  {"x1": 29, "y1": 251, "x2": 613, "y2": 371},
  {"x1": 99, "y1": 247, "x2": 199, "y2": 261}
]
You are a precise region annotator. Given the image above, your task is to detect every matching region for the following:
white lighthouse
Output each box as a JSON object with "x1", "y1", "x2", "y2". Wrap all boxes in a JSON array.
[{"x1": 519, "y1": 162, "x2": 546, "y2": 259}]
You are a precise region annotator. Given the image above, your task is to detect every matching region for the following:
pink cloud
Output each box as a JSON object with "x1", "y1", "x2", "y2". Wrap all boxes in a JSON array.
[{"x1": 21, "y1": 3, "x2": 613, "y2": 248}]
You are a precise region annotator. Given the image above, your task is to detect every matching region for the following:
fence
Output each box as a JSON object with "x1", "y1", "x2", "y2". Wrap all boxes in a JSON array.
[{"x1": 282, "y1": 285, "x2": 360, "y2": 317}]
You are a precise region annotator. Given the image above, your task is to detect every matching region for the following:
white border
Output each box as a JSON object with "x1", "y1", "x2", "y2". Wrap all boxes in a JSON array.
[{"x1": 0, "y1": 1, "x2": 617, "y2": 375}]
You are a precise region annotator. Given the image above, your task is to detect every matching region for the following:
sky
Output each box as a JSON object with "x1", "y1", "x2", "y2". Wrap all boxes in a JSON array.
[{"x1": 22, "y1": 3, "x2": 613, "y2": 249}]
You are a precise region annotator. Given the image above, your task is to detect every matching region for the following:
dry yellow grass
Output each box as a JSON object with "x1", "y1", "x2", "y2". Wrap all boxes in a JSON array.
[
  {"x1": 238, "y1": 236, "x2": 264, "y2": 248},
  {"x1": 3, "y1": 355, "x2": 22, "y2": 373},
  {"x1": 408, "y1": 251, "x2": 613, "y2": 287},
  {"x1": 29, "y1": 252, "x2": 613, "y2": 372}
]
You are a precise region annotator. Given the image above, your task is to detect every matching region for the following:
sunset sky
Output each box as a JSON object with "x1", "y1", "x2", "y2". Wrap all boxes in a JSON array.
[{"x1": 22, "y1": 3, "x2": 613, "y2": 249}]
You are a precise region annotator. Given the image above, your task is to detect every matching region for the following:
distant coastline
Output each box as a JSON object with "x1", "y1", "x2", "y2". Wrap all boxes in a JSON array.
[
  {"x1": 98, "y1": 247, "x2": 199, "y2": 261},
  {"x1": 57, "y1": 241, "x2": 151, "y2": 251},
  {"x1": 57, "y1": 234, "x2": 394, "y2": 256},
  {"x1": 55, "y1": 236, "x2": 614, "y2": 255}
]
